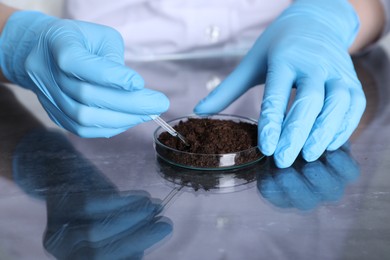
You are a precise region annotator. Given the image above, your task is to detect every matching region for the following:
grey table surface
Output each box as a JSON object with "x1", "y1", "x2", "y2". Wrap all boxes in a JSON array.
[{"x1": 1, "y1": 47, "x2": 390, "y2": 260}]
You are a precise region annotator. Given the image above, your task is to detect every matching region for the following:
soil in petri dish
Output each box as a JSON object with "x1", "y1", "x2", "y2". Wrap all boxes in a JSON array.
[{"x1": 157, "y1": 118, "x2": 261, "y2": 168}]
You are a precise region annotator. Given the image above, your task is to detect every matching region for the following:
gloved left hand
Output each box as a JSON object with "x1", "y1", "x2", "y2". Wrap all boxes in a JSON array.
[
  {"x1": 0, "y1": 11, "x2": 169, "y2": 138},
  {"x1": 194, "y1": 0, "x2": 366, "y2": 168}
]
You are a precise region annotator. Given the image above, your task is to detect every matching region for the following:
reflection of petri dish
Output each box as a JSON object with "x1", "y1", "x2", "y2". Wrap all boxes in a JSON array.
[
  {"x1": 156, "y1": 157, "x2": 264, "y2": 192},
  {"x1": 153, "y1": 114, "x2": 264, "y2": 170}
]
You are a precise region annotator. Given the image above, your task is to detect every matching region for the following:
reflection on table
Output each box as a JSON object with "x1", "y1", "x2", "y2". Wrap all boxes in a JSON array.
[
  {"x1": 12, "y1": 130, "x2": 172, "y2": 259},
  {"x1": 257, "y1": 145, "x2": 360, "y2": 211},
  {"x1": 1, "y1": 45, "x2": 390, "y2": 259}
]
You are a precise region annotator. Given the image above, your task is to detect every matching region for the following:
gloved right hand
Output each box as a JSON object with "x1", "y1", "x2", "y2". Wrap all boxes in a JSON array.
[
  {"x1": 194, "y1": 0, "x2": 364, "y2": 168},
  {"x1": 0, "y1": 11, "x2": 169, "y2": 138}
]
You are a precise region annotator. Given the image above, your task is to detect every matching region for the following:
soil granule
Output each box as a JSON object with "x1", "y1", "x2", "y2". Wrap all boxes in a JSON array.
[{"x1": 157, "y1": 118, "x2": 262, "y2": 169}]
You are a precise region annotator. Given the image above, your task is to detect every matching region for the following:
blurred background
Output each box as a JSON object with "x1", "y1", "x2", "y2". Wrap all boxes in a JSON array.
[
  {"x1": 3, "y1": 0, "x2": 390, "y2": 50},
  {"x1": 0, "y1": 0, "x2": 64, "y2": 16}
]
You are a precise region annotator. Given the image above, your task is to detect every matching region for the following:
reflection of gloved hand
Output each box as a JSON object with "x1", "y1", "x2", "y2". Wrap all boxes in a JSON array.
[
  {"x1": 44, "y1": 190, "x2": 172, "y2": 260},
  {"x1": 257, "y1": 146, "x2": 360, "y2": 211},
  {"x1": 12, "y1": 129, "x2": 172, "y2": 259},
  {"x1": 194, "y1": 0, "x2": 365, "y2": 168},
  {"x1": 0, "y1": 11, "x2": 169, "y2": 138}
]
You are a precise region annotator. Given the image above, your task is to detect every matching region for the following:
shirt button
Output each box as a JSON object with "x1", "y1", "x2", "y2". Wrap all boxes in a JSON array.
[
  {"x1": 206, "y1": 76, "x2": 221, "y2": 91},
  {"x1": 205, "y1": 25, "x2": 221, "y2": 43}
]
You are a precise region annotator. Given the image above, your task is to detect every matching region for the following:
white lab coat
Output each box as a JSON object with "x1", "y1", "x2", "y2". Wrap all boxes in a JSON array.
[
  {"x1": 64, "y1": 0, "x2": 292, "y2": 61},
  {"x1": 64, "y1": 0, "x2": 390, "y2": 62}
]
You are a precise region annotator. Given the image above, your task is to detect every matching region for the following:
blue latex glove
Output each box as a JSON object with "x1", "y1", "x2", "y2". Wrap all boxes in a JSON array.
[
  {"x1": 0, "y1": 11, "x2": 169, "y2": 138},
  {"x1": 194, "y1": 0, "x2": 366, "y2": 168}
]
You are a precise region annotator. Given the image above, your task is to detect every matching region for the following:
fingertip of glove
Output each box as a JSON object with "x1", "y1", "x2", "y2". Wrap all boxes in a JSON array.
[
  {"x1": 258, "y1": 143, "x2": 273, "y2": 157},
  {"x1": 193, "y1": 98, "x2": 218, "y2": 115},
  {"x1": 258, "y1": 127, "x2": 279, "y2": 156},
  {"x1": 193, "y1": 108, "x2": 213, "y2": 116},
  {"x1": 159, "y1": 92, "x2": 170, "y2": 108},
  {"x1": 193, "y1": 98, "x2": 207, "y2": 114},
  {"x1": 302, "y1": 148, "x2": 322, "y2": 163},
  {"x1": 327, "y1": 139, "x2": 344, "y2": 152},
  {"x1": 149, "y1": 91, "x2": 170, "y2": 113},
  {"x1": 273, "y1": 157, "x2": 293, "y2": 169},
  {"x1": 273, "y1": 149, "x2": 295, "y2": 169}
]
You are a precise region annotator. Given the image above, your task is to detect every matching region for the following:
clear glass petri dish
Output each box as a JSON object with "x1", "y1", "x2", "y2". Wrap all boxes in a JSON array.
[{"x1": 153, "y1": 114, "x2": 264, "y2": 171}]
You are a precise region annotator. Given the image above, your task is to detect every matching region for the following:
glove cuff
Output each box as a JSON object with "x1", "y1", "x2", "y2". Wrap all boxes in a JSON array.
[
  {"x1": 0, "y1": 11, "x2": 56, "y2": 89},
  {"x1": 292, "y1": 0, "x2": 360, "y2": 48}
]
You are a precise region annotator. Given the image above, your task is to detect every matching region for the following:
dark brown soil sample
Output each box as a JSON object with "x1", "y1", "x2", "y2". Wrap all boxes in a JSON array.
[{"x1": 156, "y1": 118, "x2": 263, "y2": 169}]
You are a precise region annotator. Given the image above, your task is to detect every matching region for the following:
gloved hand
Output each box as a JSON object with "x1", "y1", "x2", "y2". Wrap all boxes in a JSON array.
[
  {"x1": 0, "y1": 11, "x2": 169, "y2": 138},
  {"x1": 194, "y1": 0, "x2": 366, "y2": 168}
]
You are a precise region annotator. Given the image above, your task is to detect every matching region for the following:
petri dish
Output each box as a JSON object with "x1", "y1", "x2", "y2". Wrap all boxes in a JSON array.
[{"x1": 153, "y1": 114, "x2": 264, "y2": 170}]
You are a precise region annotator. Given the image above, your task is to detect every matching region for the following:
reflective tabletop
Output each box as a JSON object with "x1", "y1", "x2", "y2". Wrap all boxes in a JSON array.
[{"x1": 1, "y1": 46, "x2": 390, "y2": 260}]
